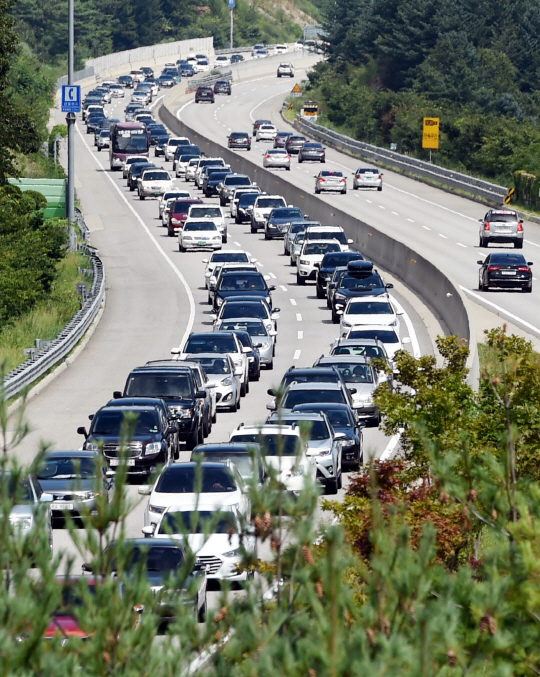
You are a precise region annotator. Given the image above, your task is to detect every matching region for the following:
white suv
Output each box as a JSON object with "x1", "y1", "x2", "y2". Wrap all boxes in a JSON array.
[
  {"x1": 297, "y1": 239, "x2": 342, "y2": 285},
  {"x1": 304, "y1": 225, "x2": 353, "y2": 252},
  {"x1": 229, "y1": 424, "x2": 316, "y2": 496},
  {"x1": 187, "y1": 204, "x2": 227, "y2": 241},
  {"x1": 250, "y1": 195, "x2": 287, "y2": 233},
  {"x1": 137, "y1": 168, "x2": 173, "y2": 200},
  {"x1": 164, "y1": 137, "x2": 191, "y2": 162}
]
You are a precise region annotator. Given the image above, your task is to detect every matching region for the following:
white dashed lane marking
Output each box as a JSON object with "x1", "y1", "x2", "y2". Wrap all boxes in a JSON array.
[
  {"x1": 298, "y1": 331, "x2": 303, "y2": 339},
  {"x1": 293, "y1": 350, "x2": 302, "y2": 360},
  {"x1": 290, "y1": 298, "x2": 297, "y2": 306},
  {"x1": 296, "y1": 313, "x2": 302, "y2": 321}
]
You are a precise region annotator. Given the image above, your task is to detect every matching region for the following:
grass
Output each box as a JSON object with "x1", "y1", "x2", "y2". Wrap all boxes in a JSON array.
[{"x1": 0, "y1": 251, "x2": 91, "y2": 373}]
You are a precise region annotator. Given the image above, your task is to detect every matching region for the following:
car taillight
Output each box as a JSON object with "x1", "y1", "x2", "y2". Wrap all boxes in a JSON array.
[
  {"x1": 287, "y1": 155, "x2": 291, "y2": 158},
  {"x1": 320, "y1": 178, "x2": 325, "y2": 182},
  {"x1": 518, "y1": 266, "x2": 530, "y2": 272},
  {"x1": 379, "y1": 174, "x2": 382, "y2": 179},
  {"x1": 517, "y1": 223, "x2": 524, "y2": 232},
  {"x1": 484, "y1": 222, "x2": 490, "y2": 231},
  {"x1": 266, "y1": 154, "x2": 270, "y2": 158},
  {"x1": 487, "y1": 265, "x2": 500, "y2": 272},
  {"x1": 340, "y1": 179, "x2": 346, "y2": 183}
]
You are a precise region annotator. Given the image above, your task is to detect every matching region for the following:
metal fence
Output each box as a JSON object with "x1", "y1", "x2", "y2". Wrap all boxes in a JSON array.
[
  {"x1": 295, "y1": 118, "x2": 508, "y2": 203},
  {"x1": 186, "y1": 70, "x2": 232, "y2": 92},
  {"x1": 3, "y1": 217, "x2": 105, "y2": 401}
]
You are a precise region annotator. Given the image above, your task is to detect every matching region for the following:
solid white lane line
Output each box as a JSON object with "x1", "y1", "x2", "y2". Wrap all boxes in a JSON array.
[
  {"x1": 75, "y1": 122, "x2": 195, "y2": 349},
  {"x1": 293, "y1": 349, "x2": 302, "y2": 360},
  {"x1": 379, "y1": 429, "x2": 404, "y2": 461},
  {"x1": 290, "y1": 298, "x2": 297, "y2": 306},
  {"x1": 296, "y1": 313, "x2": 302, "y2": 321},
  {"x1": 298, "y1": 331, "x2": 303, "y2": 339},
  {"x1": 460, "y1": 286, "x2": 540, "y2": 335},
  {"x1": 280, "y1": 285, "x2": 288, "y2": 292},
  {"x1": 457, "y1": 242, "x2": 467, "y2": 248},
  {"x1": 525, "y1": 240, "x2": 540, "y2": 247},
  {"x1": 390, "y1": 295, "x2": 421, "y2": 358}
]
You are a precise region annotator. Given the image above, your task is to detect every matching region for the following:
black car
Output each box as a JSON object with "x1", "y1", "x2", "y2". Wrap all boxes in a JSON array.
[
  {"x1": 116, "y1": 366, "x2": 207, "y2": 450},
  {"x1": 86, "y1": 113, "x2": 106, "y2": 134},
  {"x1": 264, "y1": 207, "x2": 305, "y2": 240},
  {"x1": 285, "y1": 135, "x2": 307, "y2": 154},
  {"x1": 330, "y1": 260, "x2": 393, "y2": 323},
  {"x1": 214, "y1": 271, "x2": 275, "y2": 310},
  {"x1": 231, "y1": 329, "x2": 261, "y2": 381},
  {"x1": 147, "y1": 125, "x2": 168, "y2": 144},
  {"x1": 140, "y1": 66, "x2": 154, "y2": 78},
  {"x1": 228, "y1": 132, "x2": 251, "y2": 151},
  {"x1": 127, "y1": 162, "x2": 156, "y2": 191},
  {"x1": 478, "y1": 252, "x2": 533, "y2": 292},
  {"x1": 214, "y1": 79, "x2": 232, "y2": 95},
  {"x1": 315, "y1": 250, "x2": 365, "y2": 299},
  {"x1": 231, "y1": 54, "x2": 244, "y2": 64},
  {"x1": 178, "y1": 62, "x2": 195, "y2": 77},
  {"x1": 77, "y1": 404, "x2": 176, "y2": 475},
  {"x1": 298, "y1": 142, "x2": 326, "y2": 163},
  {"x1": 291, "y1": 403, "x2": 363, "y2": 468},
  {"x1": 274, "y1": 131, "x2": 293, "y2": 148},
  {"x1": 195, "y1": 86, "x2": 214, "y2": 104},
  {"x1": 154, "y1": 135, "x2": 170, "y2": 156},
  {"x1": 203, "y1": 169, "x2": 233, "y2": 198},
  {"x1": 118, "y1": 75, "x2": 134, "y2": 88},
  {"x1": 235, "y1": 192, "x2": 259, "y2": 224}
]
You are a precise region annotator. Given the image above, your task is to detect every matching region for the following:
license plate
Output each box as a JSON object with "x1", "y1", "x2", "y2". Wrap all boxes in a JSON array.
[
  {"x1": 54, "y1": 503, "x2": 74, "y2": 510},
  {"x1": 110, "y1": 458, "x2": 136, "y2": 466},
  {"x1": 198, "y1": 241, "x2": 206, "y2": 246},
  {"x1": 501, "y1": 271, "x2": 516, "y2": 275}
]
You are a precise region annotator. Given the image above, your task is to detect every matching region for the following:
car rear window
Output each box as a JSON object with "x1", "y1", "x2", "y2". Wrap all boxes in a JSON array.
[
  {"x1": 282, "y1": 389, "x2": 346, "y2": 408},
  {"x1": 490, "y1": 253, "x2": 526, "y2": 264},
  {"x1": 125, "y1": 373, "x2": 194, "y2": 398},
  {"x1": 348, "y1": 329, "x2": 399, "y2": 343},
  {"x1": 490, "y1": 212, "x2": 517, "y2": 222},
  {"x1": 156, "y1": 466, "x2": 237, "y2": 493},
  {"x1": 340, "y1": 273, "x2": 384, "y2": 290},
  {"x1": 282, "y1": 372, "x2": 339, "y2": 388},
  {"x1": 211, "y1": 252, "x2": 249, "y2": 263},
  {"x1": 184, "y1": 336, "x2": 237, "y2": 353},
  {"x1": 321, "y1": 363, "x2": 373, "y2": 383},
  {"x1": 231, "y1": 434, "x2": 299, "y2": 456},
  {"x1": 224, "y1": 176, "x2": 251, "y2": 186}
]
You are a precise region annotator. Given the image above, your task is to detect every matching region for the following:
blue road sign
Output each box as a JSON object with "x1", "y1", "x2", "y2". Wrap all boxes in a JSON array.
[
  {"x1": 228, "y1": 0, "x2": 235, "y2": 8},
  {"x1": 61, "y1": 85, "x2": 81, "y2": 113}
]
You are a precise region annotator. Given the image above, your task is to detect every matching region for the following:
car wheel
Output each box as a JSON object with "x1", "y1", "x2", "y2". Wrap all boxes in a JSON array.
[
  {"x1": 353, "y1": 184, "x2": 358, "y2": 190},
  {"x1": 264, "y1": 232, "x2": 270, "y2": 240},
  {"x1": 197, "y1": 424, "x2": 204, "y2": 445},
  {"x1": 290, "y1": 257, "x2": 295, "y2": 266},
  {"x1": 179, "y1": 244, "x2": 185, "y2": 252},
  {"x1": 198, "y1": 596, "x2": 207, "y2": 623},
  {"x1": 377, "y1": 186, "x2": 382, "y2": 191},
  {"x1": 286, "y1": 166, "x2": 291, "y2": 171},
  {"x1": 327, "y1": 297, "x2": 331, "y2": 309},
  {"x1": 331, "y1": 311, "x2": 339, "y2": 324},
  {"x1": 341, "y1": 189, "x2": 347, "y2": 194},
  {"x1": 229, "y1": 398, "x2": 238, "y2": 412},
  {"x1": 185, "y1": 430, "x2": 198, "y2": 450},
  {"x1": 240, "y1": 381, "x2": 247, "y2": 397},
  {"x1": 212, "y1": 409, "x2": 217, "y2": 423},
  {"x1": 315, "y1": 188, "x2": 320, "y2": 194},
  {"x1": 326, "y1": 477, "x2": 339, "y2": 495},
  {"x1": 337, "y1": 471, "x2": 342, "y2": 490},
  {"x1": 297, "y1": 275, "x2": 305, "y2": 285},
  {"x1": 524, "y1": 284, "x2": 532, "y2": 293},
  {"x1": 515, "y1": 240, "x2": 523, "y2": 249},
  {"x1": 129, "y1": 185, "x2": 134, "y2": 191},
  {"x1": 167, "y1": 228, "x2": 174, "y2": 237},
  {"x1": 478, "y1": 279, "x2": 485, "y2": 291},
  {"x1": 479, "y1": 237, "x2": 485, "y2": 248},
  {"x1": 316, "y1": 286, "x2": 325, "y2": 299},
  {"x1": 245, "y1": 379, "x2": 250, "y2": 394},
  {"x1": 251, "y1": 226, "x2": 257, "y2": 233},
  {"x1": 267, "y1": 359, "x2": 273, "y2": 370},
  {"x1": 139, "y1": 194, "x2": 145, "y2": 200},
  {"x1": 223, "y1": 235, "x2": 228, "y2": 243},
  {"x1": 97, "y1": 147, "x2": 101, "y2": 152},
  {"x1": 254, "y1": 368, "x2": 261, "y2": 381},
  {"x1": 299, "y1": 158, "x2": 303, "y2": 163}
]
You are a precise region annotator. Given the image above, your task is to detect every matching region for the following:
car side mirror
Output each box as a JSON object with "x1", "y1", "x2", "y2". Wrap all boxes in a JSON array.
[
  {"x1": 234, "y1": 367, "x2": 243, "y2": 376},
  {"x1": 170, "y1": 347, "x2": 180, "y2": 355},
  {"x1": 478, "y1": 218, "x2": 483, "y2": 222},
  {"x1": 314, "y1": 263, "x2": 320, "y2": 269},
  {"x1": 142, "y1": 525, "x2": 155, "y2": 537},
  {"x1": 528, "y1": 262, "x2": 533, "y2": 266},
  {"x1": 106, "y1": 469, "x2": 116, "y2": 478},
  {"x1": 267, "y1": 388, "x2": 276, "y2": 396},
  {"x1": 334, "y1": 432, "x2": 347, "y2": 440},
  {"x1": 138, "y1": 486, "x2": 152, "y2": 496},
  {"x1": 255, "y1": 342, "x2": 263, "y2": 348},
  {"x1": 347, "y1": 239, "x2": 353, "y2": 244},
  {"x1": 82, "y1": 562, "x2": 94, "y2": 573},
  {"x1": 88, "y1": 414, "x2": 94, "y2": 421},
  {"x1": 202, "y1": 258, "x2": 209, "y2": 263},
  {"x1": 266, "y1": 402, "x2": 276, "y2": 410},
  {"x1": 269, "y1": 330, "x2": 277, "y2": 337},
  {"x1": 477, "y1": 260, "x2": 483, "y2": 265},
  {"x1": 385, "y1": 283, "x2": 394, "y2": 289},
  {"x1": 113, "y1": 391, "x2": 122, "y2": 399},
  {"x1": 337, "y1": 310, "x2": 343, "y2": 315},
  {"x1": 195, "y1": 390, "x2": 207, "y2": 398},
  {"x1": 329, "y1": 283, "x2": 336, "y2": 289},
  {"x1": 241, "y1": 346, "x2": 250, "y2": 354},
  {"x1": 209, "y1": 313, "x2": 217, "y2": 320},
  {"x1": 402, "y1": 337, "x2": 412, "y2": 344},
  {"x1": 77, "y1": 426, "x2": 88, "y2": 438},
  {"x1": 268, "y1": 285, "x2": 276, "y2": 291},
  {"x1": 165, "y1": 425, "x2": 177, "y2": 436}
]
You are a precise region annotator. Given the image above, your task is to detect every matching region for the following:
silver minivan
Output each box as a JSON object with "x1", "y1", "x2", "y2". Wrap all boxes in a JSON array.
[{"x1": 479, "y1": 209, "x2": 524, "y2": 248}]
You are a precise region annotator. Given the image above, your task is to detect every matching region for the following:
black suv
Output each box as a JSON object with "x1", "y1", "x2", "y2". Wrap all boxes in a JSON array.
[
  {"x1": 214, "y1": 80, "x2": 231, "y2": 95},
  {"x1": 195, "y1": 86, "x2": 215, "y2": 104},
  {"x1": 116, "y1": 365, "x2": 208, "y2": 450},
  {"x1": 228, "y1": 132, "x2": 251, "y2": 150},
  {"x1": 330, "y1": 260, "x2": 393, "y2": 323},
  {"x1": 77, "y1": 404, "x2": 176, "y2": 475},
  {"x1": 127, "y1": 162, "x2": 156, "y2": 191},
  {"x1": 315, "y1": 251, "x2": 364, "y2": 299}
]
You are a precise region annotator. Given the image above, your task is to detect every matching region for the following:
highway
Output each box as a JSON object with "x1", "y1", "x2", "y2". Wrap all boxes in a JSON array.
[{"x1": 9, "y1": 53, "x2": 434, "y2": 575}]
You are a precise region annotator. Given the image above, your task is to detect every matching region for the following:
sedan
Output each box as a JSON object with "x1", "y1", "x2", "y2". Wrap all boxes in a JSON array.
[
  {"x1": 228, "y1": 132, "x2": 251, "y2": 150},
  {"x1": 262, "y1": 149, "x2": 291, "y2": 170},
  {"x1": 478, "y1": 252, "x2": 533, "y2": 292},
  {"x1": 274, "y1": 131, "x2": 293, "y2": 148},
  {"x1": 214, "y1": 56, "x2": 231, "y2": 69},
  {"x1": 252, "y1": 119, "x2": 272, "y2": 137},
  {"x1": 338, "y1": 298, "x2": 401, "y2": 336},
  {"x1": 353, "y1": 167, "x2": 383, "y2": 190},
  {"x1": 256, "y1": 124, "x2": 278, "y2": 142},
  {"x1": 179, "y1": 220, "x2": 222, "y2": 252},
  {"x1": 285, "y1": 135, "x2": 306, "y2": 154},
  {"x1": 183, "y1": 353, "x2": 241, "y2": 412},
  {"x1": 298, "y1": 142, "x2": 326, "y2": 163},
  {"x1": 216, "y1": 318, "x2": 276, "y2": 369},
  {"x1": 315, "y1": 170, "x2": 347, "y2": 194}
]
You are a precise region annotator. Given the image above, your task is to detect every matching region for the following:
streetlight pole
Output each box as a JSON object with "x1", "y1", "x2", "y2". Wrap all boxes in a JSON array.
[
  {"x1": 228, "y1": 0, "x2": 235, "y2": 50},
  {"x1": 66, "y1": 0, "x2": 75, "y2": 223}
]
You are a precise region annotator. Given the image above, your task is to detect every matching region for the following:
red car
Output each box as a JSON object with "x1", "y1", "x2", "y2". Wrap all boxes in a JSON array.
[{"x1": 167, "y1": 198, "x2": 203, "y2": 237}]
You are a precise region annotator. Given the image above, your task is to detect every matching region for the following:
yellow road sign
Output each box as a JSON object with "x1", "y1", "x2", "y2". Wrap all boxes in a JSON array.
[
  {"x1": 422, "y1": 116, "x2": 440, "y2": 149},
  {"x1": 287, "y1": 102, "x2": 293, "y2": 111},
  {"x1": 291, "y1": 83, "x2": 302, "y2": 93},
  {"x1": 504, "y1": 187, "x2": 515, "y2": 204}
]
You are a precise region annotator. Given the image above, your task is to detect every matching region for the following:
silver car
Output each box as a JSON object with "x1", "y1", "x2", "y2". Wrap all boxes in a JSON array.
[
  {"x1": 263, "y1": 149, "x2": 291, "y2": 171},
  {"x1": 2, "y1": 472, "x2": 53, "y2": 552},
  {"x1": 479, "y1": 209, "x2": 524, "y2": 248},
  {"x1": 315, "y1": 170, "x2": 347, "y2": 194},
  {"x1": 184, "y1": 353, "x2": 241, "y2": 412},
  {"x1": 352, "y1": 167, "x2": 383, "y2": 191},
  {"x1": 216, "y1": 318, "x2": 276, "y2": 369},
  {"x1": 290, "y1": 231, "x2": 305, "y2": 266}
]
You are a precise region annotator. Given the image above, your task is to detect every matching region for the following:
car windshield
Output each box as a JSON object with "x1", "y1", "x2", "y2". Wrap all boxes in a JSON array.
[
  {"x1": 231, "y1": 434, "x2": 299, "y2": 456},
  {"x1": 348, "y1": 301, "x2": 393, "y2": 315},
  {"x1": 280, "y1": 419, "x2": 329, "y2": 440},
  {"x1": 490, "y1": 213, "x2": 517, "y2": 222},
  {"x1": 293, "y1": 234, "x2": 305, "y2": 244},
  {"x1": 304, "y1": 143, "x2": 323, "y2": 149},
  {"x1": 179, "y1": 155, "x2": 197, "y2": 162},
  {"x1": 169, "y1": 139, "x2": 189, "y2": 147},
  {"x1": 172, "y1": 201, "x2": 197, "y2": 213},
  {"x1": 282, "y1": 372, "x2": 339, "y2": 388},
  {"x1": 225, "y1": 177, "x2": 251, "y2": 186},
  {"x1": 323, "y1": 253, "x2": 362, "y2": 267},
  {"x1": 271, "y1": 209, "x2": 303, "y2": 219},
  {"x1": 184, "y1": 222, "x2": 217, "y2": 231},
  {"x1": 289, "y1": 223, "x2": 306, "y2": 234},
  {"x1": 0, "y1": 475, "x2": 34, "y2": 503},
  {"x1": 209, "y1": 171, "x2": 230, "y2": 182},
  {"x1": 92, "y1": 410, "x2": 160, "y2": 435},
  {"x1": 221, "y1": 303, "x2": 267, "y2": 319},
  {"x1": 348, "y1": 329, "x2": 399, "y2": 343},
  {"x1": 158, "y1": 510, "x2": 237, "y2": 535},
  {"x1": 332, "y1": 344, "x2": 386, "y2": 358},
  {"x1": 221, "y1": 320, "x2": 267, "y2": 336},
  {"x1": 257, "y1": 198, "x2": 285, "y2": 209},
  {"x1": 340, "y1": 273, "x2": 384, "y2": 290},
  {"x1": 195, "y1": 454, "x2": 256, "y2": 480},
  {"x1": 219, "y1": 275, "x2": 266, "y2": 291},
  {"x1": 239, "y1": 194, "x2": 258, "y2": 206},
  {"x1": 185, "y1": 336, "x2": 237, "y2": 353},
  {"x1": 199, "y1": 159, "x2": 224, "y2": 168},
  {"x1": 37, "y1": 457, "x2": 97, "y2": 480},
  {"x1": 303, "y1": 243, "x2": 341, "y2": 255},
  {"x1": 190, "y1": 207, "x2": 221, "y2": 218},
  {"x1": 211, "y1": 253, "x2": 248, "y2": 263},
  {"x1": 125, "y1": 545, "x2": 184, "y2": 572},
  {"x1": 324, "y1": 409, "x2": 354, "y2": 427},
  {"x1": 191, "y1": 357, "x2": 231, "y2": 374},
  {"x1": 143, "y1": 172, "x2": 168, "y2": 181},
  {"x1": 125, "y1": 373, "x2": 194, "y2": 399},
  {"x1": 155, "y1": 466, "x2": 237, "y2": 493},
  {"x1": 307, "y1": 231, "x2": 347, "y2": 244},
  {"x1": 282, "y1": 389, "x2": 346, "y2": 407},
  {"x1": 323, "y1": 363, "x2": 373, "y2": 383}
]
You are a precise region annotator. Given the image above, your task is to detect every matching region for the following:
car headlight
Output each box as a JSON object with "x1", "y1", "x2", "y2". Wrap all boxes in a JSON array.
[
  {"x1": 233, "y1": 358, "x2": 243, "y2": 366},
  {"x1": 222, "y1": 548, "x2": 240, "y2": 558},
  {"x1": 291, "y1": 465, "x2": 305, "y2": 477},
  {"x1": 390, "y1": 319, "x2": 398, "y2": 326},
  {"x1": 317, "y1": 448, "x2": 331, "y2": 456},
  {"x1": 149, "y1": 504, "x2": 165, "y2": 514},
  {"x1": 85, "y1": 441, "x2": 99, "y2": 452},
  {"x1": 342, "y1": 321, "x2": 352, "y2": 328},
  {"x1": 359, "y1": 396, "x2": 374, "y2": 405},
  {"x1": 10, "y1": 517, "x2": 32, "y2": 530},
  {"x1": 299, "y1": 259, "x2": 309, "y2": 265},
  {"x1": 80, "y1": 491, "x2": 97, "y2": 500},
  {"x1": 145, "y1": 442, "x2": 162, "y2": 455},
  {"x1": 170, "y1": 407, "x2": 193, "y2": 418},
  {"x1": 217, "y1": 298, "x2": 224, "y2": 307},
  {"x1": 259, "y1": 341, "x2": 272, "y2": 349},
  {"x1": 334, "y1": 293, "x2": 346, "y2": 301},
  {"x1": 221, "y1": 377, "x2": 232, "y2": 386},
  {"x1": 341, "y1": 439, "x2": 355, "y2": 448}
]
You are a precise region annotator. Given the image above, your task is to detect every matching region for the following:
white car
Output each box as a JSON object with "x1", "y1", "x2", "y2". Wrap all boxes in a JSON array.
[
  {"x1": 122, "y1": 155, "x2": 148, "y2": 179},
  {"x1": 304, "y1": 225, "x2": 353, "y2": 252},
  {"x1": 129, "y1": 69, "x2": 144, "y2": 83},
  {"x1": 165, "y1": 137, "x2": 191, "y2": 162},
  {"x1": 296, "y1": 239, "x2": 342, "y2": 285},
  {"x1": 229, "y1": 424, "x2": 316, "y2": 496},
  {"x1": 184, "y1": 353, "x2": 242, "y2": 412},
  {"x1": 274, "y1": 45, "x2": 288, "y2": 55},
  {"x1": 137, "y1": 169, "x2": 173, "y2": 200},
  {"x1": 194, "y1": 59, "x2": 210, "y2": 73},
  {"x1": 338, "y1": 297, "x2": 401, "y2": 337},
  {"x1": 229, "y1": 187, "x2": 261, "y2": 218},
  {"x1": 175, "y1": 154, "x2": 199, "y2": 177},
  {"x1": 158, "y1": 190, "x2": 191, "y2": 218},
  {"x1": 184, "y1": 158, "x2": 200, "y2": 182},
  {"x1": 187, "y1": 204, "x2": 227, "y2": 241},
  {"x1": 256, "y1": 124, "x2": 278, "y2": 142},
  {"x1": 179, "y1": 220, "x2": 222, "y2": 252},
  {"x1": 109, "y1": 83, "x2": 125, "y2": 98},
  {"x1": 251, "y1": 194, "x2": 287, "y2": 233},
  {"x1": 202, "y1": 250, "x2": 254, "y2": 288},
  {"x1": 141, "y1": 461, "x2": 250, "y2": 527},
  {"x1": 277, "y1": 63, "x2": 294, "y2": 77},
  {"x1": 214, "y1": 55, "x2": 231, "y2": 68},
  {"x1": 340, "y1": 325, "x2": 411, "y2": 359},
  {"x1": 146, "y1": 504, "x2": 255, "y2": 581}
]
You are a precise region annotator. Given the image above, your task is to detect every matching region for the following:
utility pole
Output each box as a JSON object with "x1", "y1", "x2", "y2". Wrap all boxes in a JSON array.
[
  {"x1": 228, "y1": 0, "x2": 235, "y2": 50},
  {"x1": 66, "y1": 0, "x2": 75, "y2": 223}
]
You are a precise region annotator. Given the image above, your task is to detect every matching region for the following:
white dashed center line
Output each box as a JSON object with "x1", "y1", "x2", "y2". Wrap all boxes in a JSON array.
[
  {"x1": 366, "y1": 199, "x2": 372, "y2": 204},
  {"x1": 439, "y1": 234, "x2": 448, "y2": 239},
  {"x1": 407, "y1": 218, "x2": 414, "y2": 223},
  {"x1": 298, "y1": 330, "x2": 303, "y2": 339},
  {"x1": 293, "y1": 349, "x2": 302, "y2": 360},
  {"x1": 379, "y1": 205, "x2": 385, "y2": 209},
  {"x1": 423, "y1": 226, "x2": 431, "y2": 231},
  {"x1": 457, "y1": 242, "x2": 467, "y2": 248},
  {"x1": 392, "y1": 211, "x2": 399, "y2": 216},
  {"x1": 296, "y1": 313, "x2": 302, "y2": 322},
  {"x1": 269, "y1": 272, "x2": 277, "y2": 279},
  {"x1": 234, "y1": 241, "x2": 241, "y2": 246},
  {"x1": 280, "y1": 285, "x2": 288, "y2": 292},
  {"x1": 290, "y1": 298, "x2": 297, "y2": 306}
]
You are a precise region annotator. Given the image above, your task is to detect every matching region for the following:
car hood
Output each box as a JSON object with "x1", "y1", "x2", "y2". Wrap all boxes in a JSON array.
[
  {"x1": 344, "y1": 381, "x2": 375, "y2": 397},
  {"x1": 156, "y1": 533, "x2": 243, "y2": 555},
  {"x1": 150, "y1": 492, "x2": 241, "y2": 510},
  {"x1": 346, "y1": 314, "x2": 396, "y2": 327},
  {"x1": 10, "y1": 504, "x2": 34, "y2": 519},
  {"x1": 338, "y1": 288, "x2": 388, "y2": 299},
  {"x1": 38, "y1": 478, "x2": 94, "y2": 493},
  {"x1": 305, "y1": 438, "x2": 332, "y2": 455}
]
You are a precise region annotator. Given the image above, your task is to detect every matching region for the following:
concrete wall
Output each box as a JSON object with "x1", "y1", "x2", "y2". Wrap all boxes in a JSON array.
[{"x1": 159, "y1": 102, "x2": 479, "y2": 383}]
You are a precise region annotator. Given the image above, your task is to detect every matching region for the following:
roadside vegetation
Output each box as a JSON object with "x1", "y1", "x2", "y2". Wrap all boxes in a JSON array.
[{"x1": 300, "y1": 0, "x2": 540, "y2": 187}]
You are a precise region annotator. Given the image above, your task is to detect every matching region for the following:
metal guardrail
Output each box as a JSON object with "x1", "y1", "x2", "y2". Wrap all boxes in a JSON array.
[
  {"x1": 3, "y1": 218, "x2": 105, "y2": 400},
  {"x1": 186, "y1": 70, "x2": 232, "y2": 92},
  {"x1": 295, "y1": 117, "x2": 508, "y2": 203}
]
